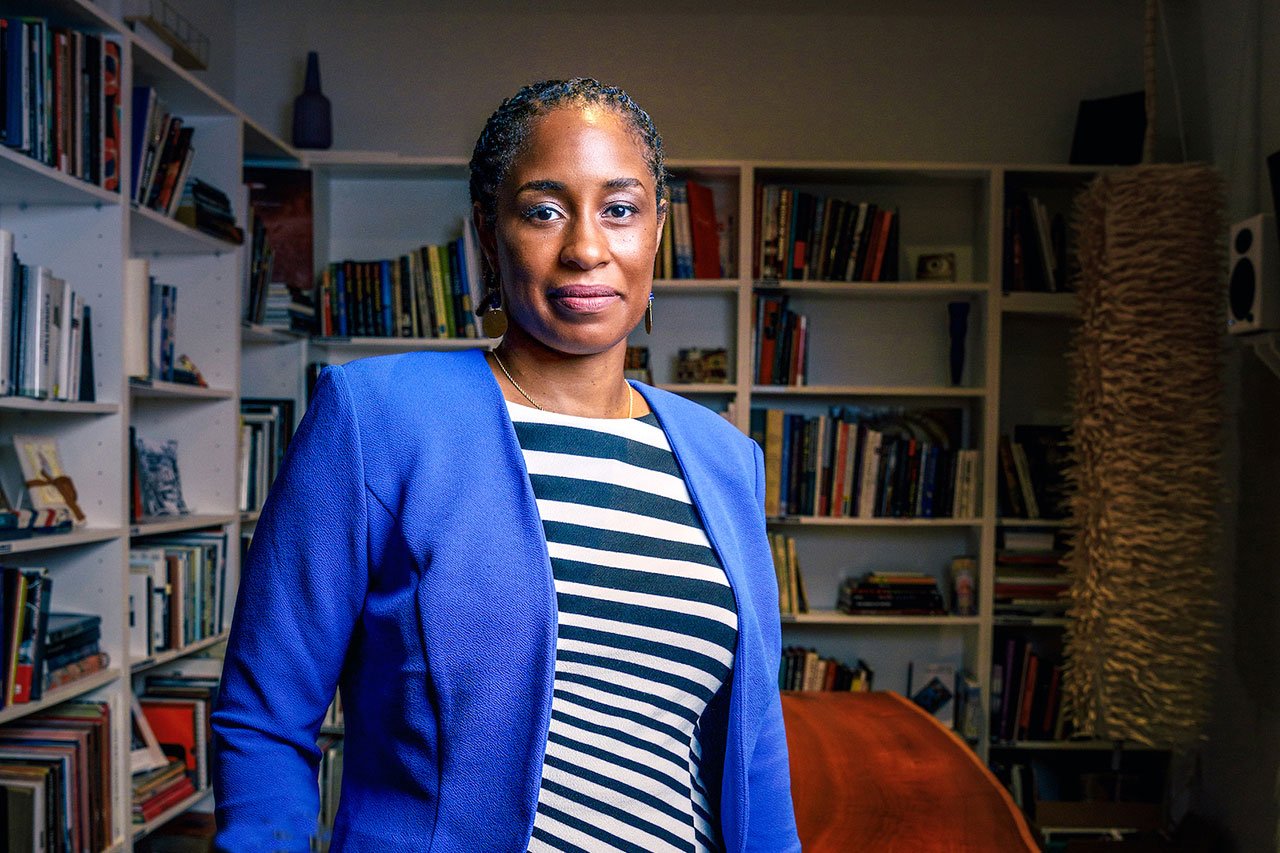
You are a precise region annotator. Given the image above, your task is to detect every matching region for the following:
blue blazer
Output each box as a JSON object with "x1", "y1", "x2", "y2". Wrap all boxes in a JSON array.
[{"x1": 211, "y1": 350, "x2": 800, "y2": 852}]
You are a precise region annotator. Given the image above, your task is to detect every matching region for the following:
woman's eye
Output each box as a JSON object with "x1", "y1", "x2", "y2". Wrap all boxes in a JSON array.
[
  {"x1": 605, "y1": 204, "x2": 637, "y2": 219},
  {"x1": 523, "y1": 205, "x2": 561, "y2": 222}
]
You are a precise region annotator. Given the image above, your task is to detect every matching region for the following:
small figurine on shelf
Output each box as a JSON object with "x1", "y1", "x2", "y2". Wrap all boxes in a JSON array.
[{"x1": 171, "y1": 354, "x2": 209, "y2": 387}]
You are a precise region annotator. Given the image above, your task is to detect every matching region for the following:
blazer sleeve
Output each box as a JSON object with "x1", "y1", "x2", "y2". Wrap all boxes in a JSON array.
[
  {"x1": 211, "y1": 366, "x2": 369, "y2": 852},
  {"x1": 745, "y1": 441, "x2": 802, "y2": 852}
]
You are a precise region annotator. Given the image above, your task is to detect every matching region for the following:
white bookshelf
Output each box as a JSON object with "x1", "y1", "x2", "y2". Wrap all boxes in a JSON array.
[{"x1": 0, "y1": 1, "x2": 305, "y2": 845}]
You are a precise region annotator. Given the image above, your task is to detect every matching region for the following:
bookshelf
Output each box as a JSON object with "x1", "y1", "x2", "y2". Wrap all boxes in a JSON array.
[
  {"x1": 0, "y1": 1, "x2": 298, "y2": 847},
  {"x1": 0, "y1": 8, "x2": 1143, "y2": 841}
]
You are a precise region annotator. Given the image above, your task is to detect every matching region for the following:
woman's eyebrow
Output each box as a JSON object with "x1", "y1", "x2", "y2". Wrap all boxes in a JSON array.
[{"x1": 515, "y1": 177, "x2": 644, "y2": 194}]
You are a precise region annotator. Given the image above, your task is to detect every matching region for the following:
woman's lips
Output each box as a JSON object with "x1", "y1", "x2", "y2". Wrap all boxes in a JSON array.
[{"x1": 548, "y1": 285, "x2": 620, "y2": 313}]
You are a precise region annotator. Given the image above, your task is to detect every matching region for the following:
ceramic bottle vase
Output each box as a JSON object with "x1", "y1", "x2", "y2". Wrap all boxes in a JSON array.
[{"x1": 292, "y1": 51, "x2": 332, "y2": 149}]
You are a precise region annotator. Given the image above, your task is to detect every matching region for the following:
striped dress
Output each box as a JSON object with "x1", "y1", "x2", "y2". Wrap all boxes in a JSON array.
[{"x1": 506, "y1": 401, "x2": 739, "y2": 853}]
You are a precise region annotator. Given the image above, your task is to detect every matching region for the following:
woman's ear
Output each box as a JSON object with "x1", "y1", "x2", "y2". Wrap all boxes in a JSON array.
[{"x1": 654, "y1": 199, "x2": 669, "y2": 256}]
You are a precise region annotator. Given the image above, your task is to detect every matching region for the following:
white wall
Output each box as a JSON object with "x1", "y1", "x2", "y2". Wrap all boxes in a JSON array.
[{"x1": 234, "y1": 0, "x2": 1149, "y2": 163}]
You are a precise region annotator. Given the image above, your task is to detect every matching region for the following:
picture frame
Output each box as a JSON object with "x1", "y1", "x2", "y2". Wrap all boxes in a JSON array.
[
  {"x1": 131, "y1": 694, "x2": 169, "y2": 774},
  {"x1": 12, "y1": 434, "x2": 85, "y2": 525}
]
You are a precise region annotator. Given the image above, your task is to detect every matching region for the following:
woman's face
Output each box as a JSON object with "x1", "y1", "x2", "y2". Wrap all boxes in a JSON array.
[{"x1": 482, "y1": 105, "x2": 663, "y2": 357}]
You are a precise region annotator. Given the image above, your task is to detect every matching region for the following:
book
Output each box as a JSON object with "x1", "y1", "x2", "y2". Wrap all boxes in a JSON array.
[
  {"x1": 686, "y1": 179, "x2": 722, "y2": 278},
  {"x1": 12, "y1": 435, "x2": 84, "y2": 524},
  {"x1": 132, "y1": 436, "x2": 190, "y2": 518}
]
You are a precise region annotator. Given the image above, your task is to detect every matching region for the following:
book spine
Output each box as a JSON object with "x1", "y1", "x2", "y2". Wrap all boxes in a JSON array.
[{"x1": 426, "y1": 246, "x2": 449, "y2": 337}]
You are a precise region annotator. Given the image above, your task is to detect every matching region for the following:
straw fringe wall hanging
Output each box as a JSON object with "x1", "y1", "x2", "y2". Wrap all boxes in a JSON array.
[{"x1": 1060, "y1": 163, "x2": 1225, "y2": 749}]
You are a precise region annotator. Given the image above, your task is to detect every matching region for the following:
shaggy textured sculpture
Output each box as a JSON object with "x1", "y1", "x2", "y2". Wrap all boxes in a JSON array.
[{"x1": 1061, "y1": 163, "x2": 1225, "y2": 749}]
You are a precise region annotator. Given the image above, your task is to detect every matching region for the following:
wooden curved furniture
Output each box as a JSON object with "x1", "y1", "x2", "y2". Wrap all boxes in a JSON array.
[{"x1": 781, "y1": 691, "x2": 1039, "y2": 852}]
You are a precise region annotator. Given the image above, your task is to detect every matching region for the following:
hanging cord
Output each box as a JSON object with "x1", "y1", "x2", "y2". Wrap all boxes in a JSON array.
[
  {"x1": 1155, "y1": 0, "x2": 1188, "y2": 162},
  {"x1": 1143, "y1": 0, "x2": 1157, "y2": 163}
]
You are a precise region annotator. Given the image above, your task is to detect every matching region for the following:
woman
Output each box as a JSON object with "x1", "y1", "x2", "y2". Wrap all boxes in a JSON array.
[{"x1": 212, "y1": 78, "x2": 799, "y2": 852}]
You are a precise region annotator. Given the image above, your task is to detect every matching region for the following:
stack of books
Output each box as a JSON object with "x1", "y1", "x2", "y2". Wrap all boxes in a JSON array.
[
  {"x1": 239, "y1": 397, "x2": 296, "y2": 514},
  {"x1": 753, "y1": 292, "x2": 808, "y2": 385},
  {"x1": 780, "y1": 647, "x2": 874, "y2": 692},
  {"x1": 655, "y1": 178, "x2": 725, "y2": 279},
  {"x1": 315, "y1": 220, "x2": 482, "y2": 340},
  {"x1": 755, "y1": 185, "x2": 899, "y2": 281},
  {"x1": 132, "y1": 86, "x2": 197, "y2": 217},
  {"x1": 0, "y1": 229, "x2": 98, "y2": 402},
  {"x1": 41, "y1": 611, "x2": 106, "y2": 691},
  {"x1": 768, "y1": 531, "x2": 808, "y2": 616},
  {"x1": 1003, "y1": 190, "x2": 1069, "y2": 293},
  {"x1": 176, "y1": 178, "x2": 244, "y2": 244},
  {"x1": 992, "y1": 636, "x2": 1069, "y2": 743},
  {"x1": 994, "y1": 528, "x2": 1070, "y2": 620},
  {"x1": 128, "y1": 532, "x2": 229, "y2": 660},
  {"x1": 998, "y1": 425, "x2": 1071, "y2": 520},
  {"x1": 0, "y1": 18, "x2": 123, "y2": 191},
  {"x1": 750, "y1": 405, "x2": 980, "y2": 520},
  {"x1": 132, "y1": 758, "x2": 196, "y2": 825},
  {"x1": 838, "y1": 571, "x2": 948, "y2": 616},
  {"x1": 0, "y1": 701, "x2": 113, "y2": 850}
]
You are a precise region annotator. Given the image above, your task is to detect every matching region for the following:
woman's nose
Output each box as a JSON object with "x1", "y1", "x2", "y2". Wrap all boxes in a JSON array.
[{"x1": 560, "y1": 218, "x2": 609, "y2": 270}]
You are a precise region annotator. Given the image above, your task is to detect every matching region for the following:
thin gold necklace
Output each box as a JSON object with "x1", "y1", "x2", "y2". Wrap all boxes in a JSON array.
[{"x1": 491, "y1": 350, "x2": 634, "y2": 419}]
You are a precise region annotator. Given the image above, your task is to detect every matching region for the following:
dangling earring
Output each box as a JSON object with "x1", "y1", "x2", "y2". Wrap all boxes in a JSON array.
[
  {"x1": 480, "y1": 288, "x2": 508, "y2": 338},
  {"x1": 645, "y1": 292, "x2": 654, "y2": 334}
]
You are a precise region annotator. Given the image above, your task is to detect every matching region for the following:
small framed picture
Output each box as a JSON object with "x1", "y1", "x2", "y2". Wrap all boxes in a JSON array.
[{"x1": 131, "y1": 694, "x2": 169, "y2": 774}]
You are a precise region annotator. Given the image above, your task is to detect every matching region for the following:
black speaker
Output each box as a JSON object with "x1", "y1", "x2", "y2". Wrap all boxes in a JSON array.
[{"x1": 1227, "y1": 214, "x2": 1280, "y2": 335}]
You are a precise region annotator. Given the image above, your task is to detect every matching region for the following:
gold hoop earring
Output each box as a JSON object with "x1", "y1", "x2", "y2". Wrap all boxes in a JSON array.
[{"x1": 645, "y1": 293, "x2": 654, "y2": 334}]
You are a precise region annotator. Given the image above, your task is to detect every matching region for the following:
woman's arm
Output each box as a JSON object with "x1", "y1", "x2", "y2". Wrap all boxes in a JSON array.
[
  {"x1": 211, "y1": 366, "x2": 369, "y2": 852},
  {"x1": 744, "y1": 440, "x2": 802, "y2": 852}
]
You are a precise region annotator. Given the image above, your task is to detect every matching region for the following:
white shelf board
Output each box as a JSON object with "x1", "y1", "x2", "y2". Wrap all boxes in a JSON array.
[
  {"x1": 652, "y1": 279, "x2": 741, "y2": 293},
  {"x1": 131, "y1": 631, "x2": 230, "y2": 674},
  {"x1": 993, "y1": 617, "x2": 1071, "y2": 628},
  {"x1": 0, "y1": 526, "x2": 124, "y2": 555},
  {"x1": 998, "y1": 517, "x2": 1073, "y2": 528},
  {"x1": 309, "y1": 336, "x2": 495, "y2": 351},
  {"x1": 129, "y1": 379, "x2": 235, "y2": 400},
  {"x1": 0, "y1": 667, "x2": 120, "y2": 725},
  {"x1": 130, "y1": 205, "x2": 239, "y2": 256},
  {"x1": 303, "y1": 150, "x2": 468, "y2": 179},
  {"x1": 132, "y1": 787, "x2": 215, "y2": 840},
  {"x1": 130, "y1": 513, "x2": 238, "y2": 537},
  {"x1": 768, "y1": 515, "x2": 982, "y2": 528},
  {"x1": 240, "y1": 510, "x2": 262, "y2": 524},
  {"x1": 241, "y1": 323, "x2": 305, "y2": 344},
  {"x1": 782, "y1": 610, "x2": 981, "y2": 627},
  {"x1": 751, "y1": 384, "x2": 986, "y2": 398},
  {"x1": 0, "y1": 144, "x2": 122, "y2": 206},
  {"x1": 1002, "y1": 292, "x2": 1079, "y2": 317},
  {"x1": 3, "y1": 0, "x2": 125, "y2": 34},
  {"x1": 656, "y1": 383, "x2": 737, "y2": 395},
  {"x1": 0, "y1": 396, "x2": 118, "y2": 415},
  {"x1": 755, "y1": 281, "x2": 991, "y2": 298}
]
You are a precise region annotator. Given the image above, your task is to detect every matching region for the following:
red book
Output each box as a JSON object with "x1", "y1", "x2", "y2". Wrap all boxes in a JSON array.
[
  {"x1": 1017, "y1": 653, "x2": 1040, "y2": 740},
  {"x1": 140, "y1": 699, "x2": 199, "y2": 775},
  {"x1": 869, "y1": 210, "x2": 895, "y2": 281},
  {"x1": 138, "y1": 776, "x2": 197, "y2": 821},
  {"x1": 686, "y1": 180, "x2": 722, "y2": 279}
]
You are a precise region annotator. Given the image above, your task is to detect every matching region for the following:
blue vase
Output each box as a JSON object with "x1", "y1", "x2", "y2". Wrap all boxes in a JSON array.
[{"x1": 292, "y1": 51, "x2": 332, "y2": 149}]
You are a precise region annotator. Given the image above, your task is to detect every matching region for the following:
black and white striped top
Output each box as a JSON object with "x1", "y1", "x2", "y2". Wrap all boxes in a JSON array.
[{"x1": 506, "y1": 401, "x2": 739, "y2": 853}]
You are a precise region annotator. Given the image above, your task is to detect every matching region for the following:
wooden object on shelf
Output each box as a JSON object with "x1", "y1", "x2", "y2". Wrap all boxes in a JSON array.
[{"x1": 782, "y1": 691, "x2": 1037, "y2": 851}]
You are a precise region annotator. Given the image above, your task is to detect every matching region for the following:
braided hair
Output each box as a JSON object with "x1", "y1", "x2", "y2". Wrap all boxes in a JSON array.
[{"x1": 469, "y1": 78, "x2": 667, "y2": 230}]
